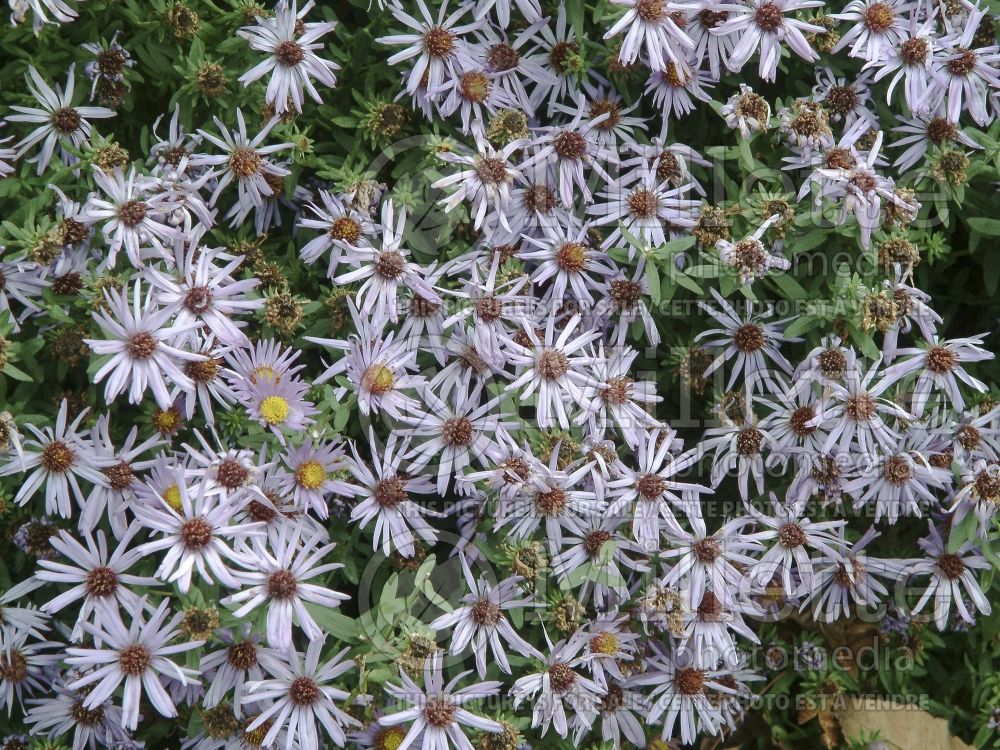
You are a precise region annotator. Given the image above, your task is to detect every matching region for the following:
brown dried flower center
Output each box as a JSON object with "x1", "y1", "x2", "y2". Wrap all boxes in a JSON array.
[
  {"x1": 118, "y1": 199, "x2": 148, "y2": 228},
  {"x1": 329, "y1": 216, "x2": 361, "y2": 243},
  {"x1": 789, "y1": 405, "x2": 816, "y2": 437},
  {"x1": 553, "y1": 130, "x2": 587, "y2": 160},
  {"x1": 845, "y1": 393, "x2": 877, "y2": 421},
  {"x1": 275, "y1": 40, "x2": 305, "y2": 66},
  {"x1": 736, "y1": 427, "x2": 763, "y2": 456},
  {"x1": 627, "y1": 188, "x2": 659, "y2": 219},
  {"x1": 230, "y1": 147, "x2": 262, "y2": 179},
  {"x1": 119, "y1": 644, "x2": 151, "y2": 675},
  {"x1": 548, "y1": 662, "x2": 576, "y2": 692},
  {"x1": 937, "y1": 553, "x2": 965, "y2": 580},
  {"x1": 602, "y1": 376, "x2": 634, "y2": 405},
  {"x1": 637, "y1": 472, "x2": 667, "y2": 500},
  {"x1": 424, "y1": 27, "x2": 455, "y2": 58},
  {"x1": 442, "y1": 416, "x2": 474, "y2": 447},
  {"x1": 733, "y1": 323, "x2": 764, "y2": 352},
  {"x1": 42, "y1": 440, "x2": 74, "y2": 473},
  {"x1": 127, "y1": 331, "x2": 157, "y2": 360},
  {"x1": 373, "y1": 476, "x2": 409, "y2": 508},
  {"x1": 535, "y1": 487, "x2": 567, "y2": 516},
  {"x1": 86, "y1": 566, "x2": 119, "y2": 597},
  {"x1": 52, "y1": 107, "x2": 82, "y2": 134},
  {"x1": 375, "y1": 251, "x2": 406, "y2": 280},
  {"x1": 180, "y1": 517, "x2": 213, "y2": 550},
  {"x1": 926, "y1": 346, "x2": 957, "y2": 374},
  {"x1": 424, "y1": 697, "x2": 456, "y2": 727},
  {"x1": 537, "y1": 349, "x2": 569, "y2": 379},
  {"x1": 883, "y1": 455, "x2": 912, "y2": 485},
  {"x1": 471, "y1": 598, "x2": 501, "y2": 625},
  {"x1": 778, "y1": 522, "x2": 806, "y2": 548},
  {"x1": 694, "y1": 537, "x2": 721, "y2": 563},
  {"x1": 228, "y1": 640, "x2": 259, "y2": 670},
  {"x1": 289, "y1": 676, "x2": 320, "y2": 706},
  {"x1": 476, "y1": 156, "x2": 508, "y2": 184},
  {"x1": 863, "y1": 2, "x2": 894, "y2": 32},
  {"x1": 754, "y1": 2, "x2": 783, "y2": 31},
  {"x1": 487, "y1": 42, "x2": 520, "y2": 71},
  {"x1": 674, "y1": 666, "x2": 706, "y2": 695},
  {"x1": 267, "y1": 569, "x2": 298, "y2": 599}
]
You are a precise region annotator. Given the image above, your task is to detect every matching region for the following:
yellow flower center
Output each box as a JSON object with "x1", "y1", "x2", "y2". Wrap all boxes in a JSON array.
[
  {"x1": 590, "y1": 632, "x2": 619, "y2": 654},
  {"x1": 163, "y1": 484, "x2": 182, "y2": 511},
  {"x1": 362, "y1": 364, "x2": 395, "y2": 395},
  {"x1": 295, "y1": 460, "x2": 326, "y2": 490},
  {"x1": 253, "y1": 365, "x2": 279, "y2": 384},
  {"x1": 260, "y1": 396, "x2": 290, "y2": 425}
]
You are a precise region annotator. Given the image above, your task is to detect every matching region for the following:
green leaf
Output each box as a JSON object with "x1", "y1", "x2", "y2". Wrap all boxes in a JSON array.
[
  {"x1": 645, "y1": 261, "x2": 661, "y2": 304},
  {"x1": 948, "y1": 511, "x2": 980, "y2": 553},
  {"x1": 967, "y1": 217, "x2": 1000, "y2": 235}
]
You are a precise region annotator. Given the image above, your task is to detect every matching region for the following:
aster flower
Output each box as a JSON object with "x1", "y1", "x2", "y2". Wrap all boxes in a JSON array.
[
  {"x1": 519, "y1": 221, "x2": 615, "y2": 304},
  {"x1": 576, "y1": 344, "x2": 664, "y2": 448},
  {"x1": 474, "y1": 21, "x2": 556, "y2": 116},
  {"x1": 223, "y1": 526, "x2": 349, "y2": 649},
  {"x1": 710, "y1": 0, "x2": 824, "y2": 82},
  {"x1": 307, "y1": 304, "x2": 423, "y2": 418},
  {"x1": 0, "y1": 631, "x2": 62, "y2": 713},
  {"x1": 603, "y1": 0, "x2": 694, "y2": 72},
  {"x1": 844, "y1": 448, "x2": 952, "y2": 524},
  {"x1": 429, "y1": 555, "x2": 542, "y2": 677},
  {"x1": 523, "y1": 98, "x2": 619, "y2": 206},
  {"x1": 7, "y1": 65, "x2": 114, "y2": 175},
  {"x1": 551, "y1": 515, "x2": 648, "y2": 605},
  {"x1": 344, "y1": 430, "x2": 440, "y2": 557},
  {"x1": 243, "y1": 638, "x2": 359, "y2": 749},
  {"x1": 879, "y1": 335, "x2": 993, "y2": 417},
  {"x1": 909, "y1": 521, "x2": 992, "y2": 630},
  {"x1": 831, "y1": 0, "x2": 914, "y2": 62},
  {"x1": 701, "y1": 417, "x2": 776, "y2": 502},
  {"x1": 298, "y1": 189, "x2": 377, "y2": 278},
  {"x1": 606, "y1": 429, "x2": 707, "y2": 551},
  {"x1": 80, "y1": 166, "x2": 179, "y2": 269},
  {"x1": 278, "y1": 440, "x2": 352, "y2": 518},
  {"x1": 334, "y1": 200, "x2": 442, "y2": 326},
  {"x1": 132, "y1": 475, "x2": 265, "y2": 594},
  {"x1": 660, "y1": 511, "x2": 764, "y2": 608},
  {"x1": 748, "y1": 493, "x2": 846, "y2": 595},
  {"x1": 9, "y1": 0, "x2": 79, "y2": 32},
  {"x1": 433, "y1": 134, "x2": 524, "y2": 232},
  {"x1": 82, "y1": 414, "x2": 163, "y2": 534},
  {"x1": 495, "y1": 444, "x2": 604, "y2": 551},
  {"x1": 147, "y1": 238, "x2": 264, "y2": 347},
  {"x1": 890, "y1": 111, "x2": 981, "y2": 172},
  {"x1": 401, "y1": 380, "x2": 511, "y2": 495},
  {"x1": 588, "y1": 161, "x2": 699, "y2": 252},
  {"x1": 66, "y1": 598, "x2": 202, "y2": 731},
  {"x1": 821, "y1": 350, "x2": 913, "y2": 455},
  {"x1": 380, "y1": 651, "x2": 503, "y2": 750},
  {"x1": 377, "y1": 0, "x2": 483, "y2": 96},
  {"x1": 644, "y1": 62, "x2": 715, "y2": 121},
  {"x1": 238, "y1": 0, "x2": 339, "y2": 114},
  {"x1": 85, "y1": 281, "x2": 207, "y2": 410},
  {"x1": 201, "y1": 625, "x2": 284, "y2": 717},
  {"x1": 24, "y1": 677, "x2": 130, "y2": 750},
  {"x1": 695, "y1": 287, "x2": 797, "y2": 394},
  {"x1": 34, "y1": 524, "x2": 158, "y2": 640},
  {"x1": 504, "y1": 313, "x2": 602, "y2": 430},
  {"x1": 865, "y1": 12, "x2": 937, "y2": 112},
  {"x1": 190, "y1": 109, "x2": 292, "y2": 210},
  {"x1": 930, "y1": 8, "x2": 1000, "y2": 127},
  {"x1": 0, "y1": 399, "x2": 109, "y2": 518}
]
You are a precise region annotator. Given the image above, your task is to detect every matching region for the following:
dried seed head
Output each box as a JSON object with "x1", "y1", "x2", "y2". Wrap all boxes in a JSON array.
[
  {"x1": 778, "y1": 522, "x2": 806, "y2": 548},
  {"x1": 180, "y1": 518, "x2": 213, "y2": 550},
  {"x1": 789, "y1": 405, "x2": 817, "y2": 437},
  {"x1": 882, "y1": 455, "x2": 912, "y2": 485},
  {"x1": 470, "y1": 598, "x2": 501, "y2": 625},
  {"x1": 736, "y1": 427, "x2": 763, "y2": 456},
  {"x1": 183, "y1": 286, "x2": 214, "y2": 314},
  {"x1": 637, "y1": 473, "x2": 667, "y2": 500},
  {"x1": 373, "y1": 476, "x2": 408, "y2": 508},
  {"x1": 925, "y1": 346, "x2": 957, "y2": 374},
  {"x1": 937, "y1": 553, "x2": 965, "y2": 580},
  {"x1": 845, "y1": 393, "x2": 877, "y2": 421},
  {"x1": 217, "y1": 458, "x2": 250, "y2": 489},
  {"x1": 487, "y1": 42, "x2": 520, "y2": 71},
  {"x1": 584, "y1": 530, "x2": 612, "y2": 557},
  {"x1": 674, "y1": 667, "x2": 706, "y2": 695},
  {"x1": 535, "y1": 487, "x2": 567, "y2": 516},
  {"x1": 228, "y1": 640, "x2": 258, "y2": 670}
]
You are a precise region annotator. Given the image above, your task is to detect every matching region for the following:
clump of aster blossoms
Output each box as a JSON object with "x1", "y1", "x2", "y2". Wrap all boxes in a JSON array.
[{"x1": 0, "y1": 0, "x2": 999, "y2": 748}]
